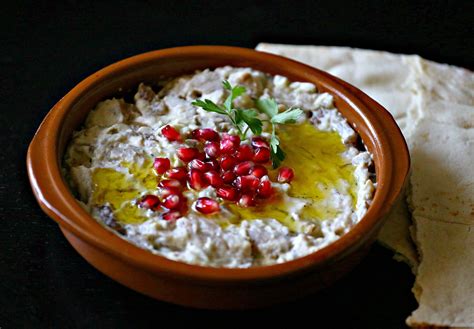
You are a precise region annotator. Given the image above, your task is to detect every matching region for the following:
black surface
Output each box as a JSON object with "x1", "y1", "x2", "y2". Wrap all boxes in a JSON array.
[{"x1": 1, "y1": 1, "x2": 472, "y2": 328}]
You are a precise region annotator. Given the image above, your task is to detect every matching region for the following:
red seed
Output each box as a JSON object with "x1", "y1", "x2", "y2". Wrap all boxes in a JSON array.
[
  {"x1": 238, "y1": 194, "x2": 256, "y2": 207},
  {"x1": 233, "y1": 175, "x2": 260, "y2": 192},
  {"x1": 195, "y1": 197, "x2": 220, "y2": 214},
  {"x1": 220, "y1": 138, "x2": 238, "y2": 154},
  {"x1": 203, "y1": 171, "x2": 224, "y2": 187},
  {"x1": 162, "y1": 211, "x2": 181, "y2": 221},
  {"x1": 206, "y1": 159, "x2": 219, "y2": 171},
  {"x1": 159, "y1": 179, "x2": 182, "y2": 189},
  {"x1": 139, "y1": 195, "x2": 160, "y2": 210},
  {"x1": 249, "y1": 165, "x2": 268, "y2": 178},
  {"x1": 196, "y1": 152, "x2": 206, "y2": 161},
  {"x1": 188, "y1": 159, "x2": 212, "y2": 172},
  {"x1": 216, "y1": 186, "x2": 239, "y2": 201},
  {"x1": 158, "y1": 186, "x2": 182, "y2": 199},
  {"x1": 162, "y1": 194, "x2": 184, "y2": 210},
  {"x1": 177, "y1": 147, "x2": 200, "y2": 162},
  {"x1": 253, "y1": 147, "x2": 271, "y2": 163},
  {"x1": 166, "y1": 167, "x2": 187, "y2": 182},
  {"x1": 278, "y1": 167, "x2": 295, "y2": 183},
  {"x1": 221, "y1": 170, "x2": 236, "y2": 184},
  {"x1": 222, "y1": 133, "x2": 241, "y2": 144},
  {"x1": 233, "y1": 161, "x2": 254, "y2": 176},
  {"x1": 204, "y1": 141, "x2": 220, "y2": 158},
  {"x1": 251, "y1": 136, "x2": 270, "y2": 149},
  {"x1": 153, "y1": 157, "x2": 171, "y2": 175},
  {"x1": 161, "y1": 125, "x2": 181, "y2": 142},
  {"x1": 234, "y1": 144, "x2": 254, "y2": 161},
  {"x1": 257, "y1": 179, "x2": 273, "y2": 198},
  {"x1": 219, "y1": 155, "x2": 237, "y2": 171},
  {"x1": 188, "y1": 169, "x2": 209, "y2": 190},
  {"x1": 193, "y1": 128, "x2": 219, "y2": 141}
]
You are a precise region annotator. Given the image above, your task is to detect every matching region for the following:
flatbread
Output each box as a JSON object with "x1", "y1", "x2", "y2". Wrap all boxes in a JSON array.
[
  {"x1": 256, "y1": 43, "x2": 474, "y2": 327},
  {"x1": 256, "y1": 43, "x2": 421, "y2": 268},
  {"x1": 407, "y1": 216, "x2": 474, "y2": 327},
  {"x1": 378, "y1": 194, "x2": 418, "y2": 270},
  {"x1": 406, "y1": 118, "x2": 473, "y2": 327},
  {"x1": 408, "y1": 120, "x2": 474, "y2": 225}
]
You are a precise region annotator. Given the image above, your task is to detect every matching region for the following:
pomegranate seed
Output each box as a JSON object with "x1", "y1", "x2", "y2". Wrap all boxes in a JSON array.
[
  {"x1": 220, "y1": 138, "x2": 238, "y2": 154},
  {"x1": 188, "y1": 169, "x2": 209, "y2": 190},
  {"x1": 159, "y1": 179, "x2": 182, "y2": 189},
  {"x1": 162, "y1": 194, "x2": 184, "y2": 210},
  {"x1": 257, "y1": 180, "x2": 273, "y2": 198},
  {"x1": 235, "y1": 144, "x2": 254, "y2": 161},
  {"x1": 251, "y1": 136, "x2": 270, "y2": 149},
  {"x1": 233, "y1": 161, "x2": 254, "y2": 176},
  {"x1": 195, "y1": 197, "x2": 220, "y2": 214},
  {"x1": 249, "y1": 165, "x2": 268, "y2": 178},
  {"x1": 221, "y1": 170, "x2": 236, "y2": 184},
  {"x1": 219, "y1": 155, "x2": 237, "y2": 171},
  {"x1": 189, "y1": 159, "x2": 212, "y2": 172},
  {"x1": 139, "y1": 195, "x2": 160, "y2": 210},
  {"x1": 206, "y1": 159, "x2": 219, "y2": 171},
  {"x1": 177, "y1": 147, "x2": 200, "y2": 162},
  {"x1": 216, "y1": 186, "x2": 239, "y2": 201},
  {"x1": 253, "y1": 147, "x2": 271, "y2": 163},
  {"x1": 192, "y1": 128, "x2": 219, "y2": 141},
  {"x1": 222, "y1": 133, "x2": 241, "y2": 144},
  {"x1": 238, "y1": 194, "x2": 256, "y2": 207},
  {"x1": 153, "y1": 157, "x2": 171, "y2": 175},
  {"x1": 233, "y1": 175, "x2": 260, "y2": 192},
  {"x1": 278, "y1": 167, "x2": 295, "y2": 183},
  {"x1": 161, "y1": 125, "x2": 181, "y2": 142},
  {"x1": 166, "y1": 167, "x2": 187, "y2": 182},
  {"x1": 204, "y1": 141, "x2": 220, "y2": 158},
  {"x1": 158, "y1": 186, "x2": 182, "y2": 199},
  {"x1": 162, "y1": 211, "x2": 181, "y2": 221},
  {"x1": 203, "y1": 171, "x2": 224, "y2": 187},
  {"x1": 196, "y1": 152, "x2": 206, "y2": 161}
]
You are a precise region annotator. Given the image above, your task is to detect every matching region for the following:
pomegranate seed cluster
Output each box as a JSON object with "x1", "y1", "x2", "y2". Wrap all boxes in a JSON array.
[{"x1": 139, "y1": 125, "x2": 295, "y2": 220}]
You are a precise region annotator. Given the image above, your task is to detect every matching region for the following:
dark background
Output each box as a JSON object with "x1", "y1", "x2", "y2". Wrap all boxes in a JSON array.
[{"x1": 1, "y1": 1, "x2": 472, "y2": 328}]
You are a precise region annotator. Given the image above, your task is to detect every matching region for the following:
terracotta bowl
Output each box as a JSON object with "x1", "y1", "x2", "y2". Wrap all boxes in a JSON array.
[{"x1": 27, "y1": 46, "x2": 410, "y2": 309}]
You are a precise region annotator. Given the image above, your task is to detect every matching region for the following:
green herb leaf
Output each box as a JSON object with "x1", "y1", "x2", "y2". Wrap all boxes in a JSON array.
[
  {"x1": 223, "y1": 80, "x2": 245, "y2": 111},
  {"x1": 193, "y1": 83, "x2": 300, "y2": 168},
  {"x1": 192, "y1": 99, "x2": 227, "y2": 115},
  {"x1": 270, "y1": 134, "x2": 285, "y2": 168},
  {"x1": 255, "y1": 98, "x2": 279, "y2": 118},
  {"x1": 235, "y1": 109, "x2": 263, "y2": 135},
  {"x1": 222, "y1": 80, "x2": 232, "y2": 91},
  {"x1": 271, "y1": 108, "x2": 304, "y2": 124}
]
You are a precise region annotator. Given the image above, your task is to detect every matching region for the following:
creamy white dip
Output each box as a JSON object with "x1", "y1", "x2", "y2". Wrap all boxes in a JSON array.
[{"x1": 64, "y1": 66, "x2": 375, "y2": 268}]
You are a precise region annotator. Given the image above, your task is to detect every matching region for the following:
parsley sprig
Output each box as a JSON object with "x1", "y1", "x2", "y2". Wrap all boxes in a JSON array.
[
  {"x1": 255, "y1": 98, "x2": 303, "y2": 168},
  {"x1": 192, "y1": 80, "x2": 303, "y2": 168}
]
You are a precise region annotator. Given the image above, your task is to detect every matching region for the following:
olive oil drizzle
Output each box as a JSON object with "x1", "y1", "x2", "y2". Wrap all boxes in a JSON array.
[{"x1": 90, "y1": 122, "x2": 358, "y2": 231}]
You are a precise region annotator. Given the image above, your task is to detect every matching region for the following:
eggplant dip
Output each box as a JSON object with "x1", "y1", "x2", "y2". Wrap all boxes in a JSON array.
[{"x1": 63, "y1": 66, "x2": 375, "y2": 268}]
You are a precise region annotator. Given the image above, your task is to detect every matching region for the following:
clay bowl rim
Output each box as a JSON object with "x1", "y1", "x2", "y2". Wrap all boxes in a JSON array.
[{"x1": 27, "y1": 45, "x2": 410, "y2": 283}]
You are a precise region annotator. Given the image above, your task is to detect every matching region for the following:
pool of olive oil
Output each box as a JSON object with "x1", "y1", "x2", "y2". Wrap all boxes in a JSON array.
[
  {"x1": 229, "y1": 122, "x2": 356, "y2": 229},
  {"x1": 90, "y1": 122, "x2": 357, "y2": 229}
]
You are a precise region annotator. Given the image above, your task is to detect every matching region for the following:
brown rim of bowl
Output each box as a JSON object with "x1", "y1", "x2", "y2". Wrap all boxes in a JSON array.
[{"x1": 27, "y1": 46, "x2": 410, "y2": 283}]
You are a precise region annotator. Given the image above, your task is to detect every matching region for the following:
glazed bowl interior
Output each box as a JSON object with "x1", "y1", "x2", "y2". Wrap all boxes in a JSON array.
[{"x1": 30, "y1": 46, "x2": 409, "y2": 283}]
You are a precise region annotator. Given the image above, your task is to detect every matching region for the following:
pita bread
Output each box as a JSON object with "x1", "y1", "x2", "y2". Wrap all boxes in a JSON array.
[
  {"x1": 408, "y1": 119, "x2": 474, "y2": 224},
  {"x1": 377, "y1": 194, "x2": 418, "y2": 270},
  {"x1": 407, "y1": 216, "x2": 474, "y2": 327},
  {"x1": 406, "y1": 120, "x2": 473, "y2": 328},
  {"x1": 256, "y1": 43, "x2": 420, "y2": 267},
  {"x1": 256, "y1": 43, "x2": 474, "y2": 327}
]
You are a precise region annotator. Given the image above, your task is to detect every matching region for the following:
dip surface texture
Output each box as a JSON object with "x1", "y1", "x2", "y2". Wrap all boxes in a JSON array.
[{"x1": 64, "y1": 66, "x2": 375, "y2": 268}]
